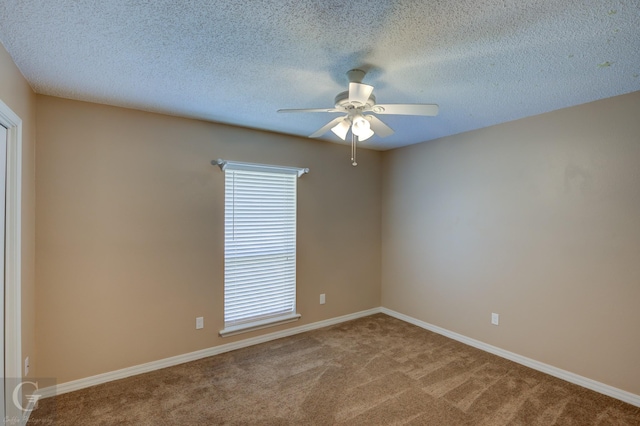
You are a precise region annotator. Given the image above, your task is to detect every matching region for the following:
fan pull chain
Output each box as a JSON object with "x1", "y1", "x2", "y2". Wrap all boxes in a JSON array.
[{"x1": 351, "y1": 133, "x2": 358, "y2": 166}]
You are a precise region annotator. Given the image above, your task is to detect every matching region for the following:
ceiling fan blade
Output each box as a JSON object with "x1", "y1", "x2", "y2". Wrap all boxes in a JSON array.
[
  {"x1": 366, "y1": 115, "x2": 394, "y2": 138},
  {"x1": 309, "y1": 116, "x2": 347, "y2": 138},
  {"x1": 372, "y1": 104, "x2": 439, "y2": 116},
  {"x1": 348, "y1": 82, "x2": 374, "y2": 105},
  {"x1": 278, "y1": 108, "x2": 343, "y2": 113}
]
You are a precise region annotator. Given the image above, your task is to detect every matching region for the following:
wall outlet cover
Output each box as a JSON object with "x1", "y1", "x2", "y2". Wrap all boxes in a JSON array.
[{"x1": 491, "y1": 313, "x2": 499, "y2": 326}]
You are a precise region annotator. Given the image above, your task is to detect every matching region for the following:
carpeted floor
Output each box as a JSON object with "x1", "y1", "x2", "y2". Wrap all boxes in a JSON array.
[{"x1": 28, "y1": 314, "x2": 640, "y2": 425}]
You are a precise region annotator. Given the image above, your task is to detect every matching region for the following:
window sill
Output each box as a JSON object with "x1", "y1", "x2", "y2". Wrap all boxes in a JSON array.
[{"x1": 219, "y1": 313, "x2": 302, "y2": 338}]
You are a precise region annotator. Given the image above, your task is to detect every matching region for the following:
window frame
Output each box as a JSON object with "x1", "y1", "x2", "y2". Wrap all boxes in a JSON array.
[{"x1": 214, "y1": 159, "x2": 308, "y2": 337}]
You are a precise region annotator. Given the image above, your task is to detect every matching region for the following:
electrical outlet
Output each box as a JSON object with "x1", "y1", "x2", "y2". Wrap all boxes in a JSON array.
[
  {"x1": 320, "y1": 294, "x2": 326, "y2": 305},
  {"x1": 196, "y1": 317, "x2": 204, "y2": 330},
  {"x1": 491, "y1": 313, "x2": 499, "y2": 326},
  {"x1": 24, "y1": 356, "x2": 29, "y2": 376}
]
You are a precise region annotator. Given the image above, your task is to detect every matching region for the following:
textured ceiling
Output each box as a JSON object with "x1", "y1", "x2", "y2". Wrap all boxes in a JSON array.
[{"x1": 0, "y1": 0, "x2": 638, "y2": 150}]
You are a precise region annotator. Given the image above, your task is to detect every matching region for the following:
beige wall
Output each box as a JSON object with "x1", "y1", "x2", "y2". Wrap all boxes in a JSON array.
[
  {"x1": 35, "y1": 95, "x2": 382, "y2": 383},
  {"x1": 382, "y1": 91, "x2": 640, "y2": 395},
  {"x1": 0, "y1": 43, "x2": 37, "y2": 380}
]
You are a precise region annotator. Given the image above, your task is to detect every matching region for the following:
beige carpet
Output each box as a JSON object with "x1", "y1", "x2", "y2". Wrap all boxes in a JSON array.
[{"x1": 28, "y1": 314, "x2": 640, "y2": 425}]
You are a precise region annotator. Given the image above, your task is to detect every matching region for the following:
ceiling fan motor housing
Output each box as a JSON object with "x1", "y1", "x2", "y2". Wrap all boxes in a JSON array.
[{"x1": 334, "y1": 91, "x2": 376, "y2": 113}]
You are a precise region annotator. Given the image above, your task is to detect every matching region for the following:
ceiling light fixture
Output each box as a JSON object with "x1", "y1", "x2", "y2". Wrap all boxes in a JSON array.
[
  {"x1": 351, "y1": 115, "x2": 374, "y2": 141},
  {"x1": 278, "y1": 68, "x2": 439, "y2": 165},
  {"x1": 331, "y1": 118, "x2": 351, "y2": 140}
]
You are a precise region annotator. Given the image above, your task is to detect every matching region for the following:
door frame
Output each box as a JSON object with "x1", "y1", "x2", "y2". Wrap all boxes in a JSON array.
[{"x1": 0, "y1": 98, "x2": 23, "y2": 422}]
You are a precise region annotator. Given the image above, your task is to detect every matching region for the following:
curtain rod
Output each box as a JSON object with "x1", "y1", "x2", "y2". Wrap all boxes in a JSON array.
[{"x1": 211, "y1": 159, "x2": 309, "y2": 178}]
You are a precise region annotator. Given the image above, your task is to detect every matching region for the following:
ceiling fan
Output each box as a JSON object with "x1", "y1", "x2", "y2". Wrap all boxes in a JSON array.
[{"x1": 278, "y1": 69, "x2": 439, "y2": 165}]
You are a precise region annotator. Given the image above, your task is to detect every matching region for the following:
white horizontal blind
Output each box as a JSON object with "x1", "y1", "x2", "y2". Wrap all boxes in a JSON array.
[{"x1": 224, "y1": 167, "x2": 297, "y2": 328}]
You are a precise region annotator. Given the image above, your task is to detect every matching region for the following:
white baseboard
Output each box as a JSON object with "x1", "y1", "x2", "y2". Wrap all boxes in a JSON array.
[
  {"x1": 37, "y1": 307, "x2": 382, "y2": 399},
  {"x1": 380, "y1": 307, "x2": 640, "y2": 408}
]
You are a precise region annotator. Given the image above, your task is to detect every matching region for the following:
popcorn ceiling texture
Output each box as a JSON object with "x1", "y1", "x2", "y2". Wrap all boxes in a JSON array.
[{"x1": 0, "y1": 0, "x2": 638, "y2": 150}]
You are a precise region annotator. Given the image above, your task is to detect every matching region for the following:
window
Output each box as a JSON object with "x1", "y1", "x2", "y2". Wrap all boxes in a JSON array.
[{"x1": 215, "y1": 160, "x2": 308, "y2": 337}]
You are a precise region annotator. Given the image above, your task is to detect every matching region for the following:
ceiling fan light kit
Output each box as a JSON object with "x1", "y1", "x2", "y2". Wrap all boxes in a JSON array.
[
  {"x1": 278, "y1": 69, "x2": 439, "y2": 165},
  {"x1": 351, "y1": 114, "x2": 373, "y2": 139},
  {"x1": 331, "y1": 118, "x2": 351, "y2": 140}
]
